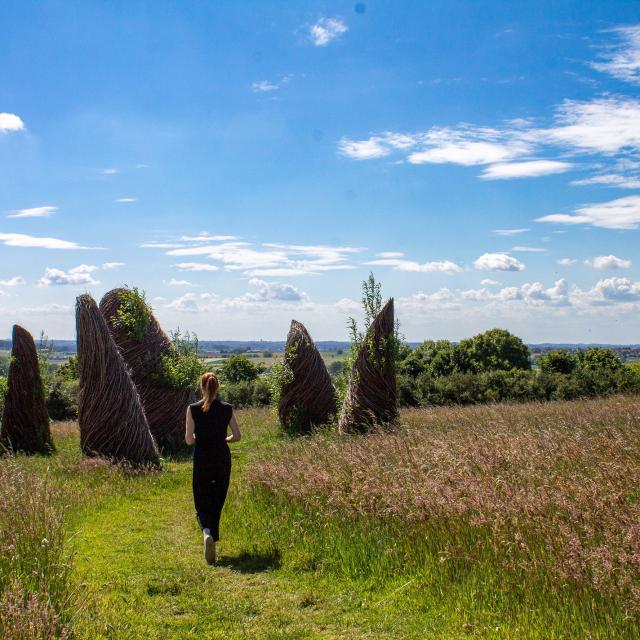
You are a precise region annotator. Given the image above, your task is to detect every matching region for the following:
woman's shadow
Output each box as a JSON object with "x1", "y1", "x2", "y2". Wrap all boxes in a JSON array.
[{"x1": 217, "y1": 548, "x2": 281, "y2": 573}]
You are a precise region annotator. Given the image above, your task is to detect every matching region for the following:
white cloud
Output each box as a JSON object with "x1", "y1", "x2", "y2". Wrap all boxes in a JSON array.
[
  {"x1": 101, "y1": 262, "x2": 125, "y2": 270},
  {"x1": 571, "y1": 173, "x2": 640, "y2": 189},
  {"x1": 543, "y1": 97, "x2": 640, "y2": 154},
  {"x1": 585, "y1": 254, "x2": 632, "y2": 270},
  {"x1": 179, "y1": 233, "x2": 238, "y2": 243},
  {"x1": 167, "y1": 278, "x2": 196, "y2": 287},
  {"x1": 116, "y1": 197, "x2": 137, "y2": 203},
  {"x1": 407, "y1": 127, "x2": 531, "y2": 166},
  {"x1": 509, "y1": 246, "x2": 547, "y2": 253},
  {"x1": 480, "y1": 160, "x2": 573, "y2": 180},
  {"x1": 376, "y1": 251, "x2": 405, "y2": 258},
  {"x1": 480, "y1": 279, "x2": 499, "y2": 286},
  {"x1": 492, "y1": 228, "x2": 529, "y2": 236},
  {"x1": 536, "y1": 194, "x2": 640, "y2": 230},
  {"x1": 38, "y1": 264, "x2": 99, "y2": 287},
  {"x1": 337, "y1": 96, "x2": 640, "y2": 189},
  {"x1": 0, "y1": 303, "x2": 71, "y2": 316},
  {"x1": 574, "y1": 277, "x2": 640, "y2": 305},
  {"x1": 0, "y1": 276, "x2": 26, "y2": 286},
  {"x1": 174, "y1": 262, "x2": 219, "y2": 272},
  {"x1": 251, "y1": 76, "x2": 292, "y2": 93},
  {"x1": 309, "y1": 17, "x2": 348, "y2": 46},
  {"x1": 251, "y1": 80, "x2": 279, "y2": 92},
  {"x1": 165, "y1": 293, "x2": 215, "y2": 313},
  {"x1": 245, "y1": 278, "x2": 306, "y2": 302},
  {"x1": 8, "y1": 206, "x2": 57, "y2": 219},
  {"x1": 334, "y1": 297, "x2": 359, "y2": 311},
  {"x1": 591, "y1": 26, "x2": 640, "y2": 84},
  {"x1": 164, "y1": 279, "x2": 307, "y2": 313},
  {"x1": 101, "y1": 168, "x2": 118, "y2": 175},
  {"x1": 0, "y1": 113, "x2": 25, "y2": 133},
  {"x1": 365, "y1": 257, "x2": 463, "y2": 275},
  {"x1": 164, "y1": 239, "x2": 362, "y2": 277},
  {"x1": 338, "y1": 137, "x2": 390, "y2": 159},
  {"x1": 141, "y1": 242, "x2": 186, "y2": 249},
  {"x1": 473, "y1": 252, "x2": 525, "y2": 272},
  {"x1": 557, "y1": 258, "x2": 577, "y2": 266},
  {"x1": 399, "y1": 278, "x2": 570, "y2": 312},
  {"x1": 0, "y1": 232, "x2": 92, "y2": 250}
]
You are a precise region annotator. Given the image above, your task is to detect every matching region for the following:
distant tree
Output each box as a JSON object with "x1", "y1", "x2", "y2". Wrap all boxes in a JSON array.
[
  {"x1": 537, "y1": 349, "x2": 579, "y2": 375},
  {"x1": 57, "y1": 355, "x2": 79, "y2": 380},
  {"x1": 399, "y1": 340, "x2": 458, "y2": 378},
  {"x1": 578, "y1": 347, "x2": 623, "y2": 373},
  {"x1": 0, "y1": 354, "x2": 9, "y2": 377},
  {"x1": 464, "y1": 328, "x2": 531, "y2": 372},
  {"x1": 328, "y1": 360, "x2": 344, "y2": 376},
  {"x1": 220, "y1": 355, "x2": 264, "y2": 383}
]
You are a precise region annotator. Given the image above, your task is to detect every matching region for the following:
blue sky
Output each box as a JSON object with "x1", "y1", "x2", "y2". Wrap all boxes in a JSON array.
[{"x1": 2, "y1": 1, "x2": 640, "y2": 342}]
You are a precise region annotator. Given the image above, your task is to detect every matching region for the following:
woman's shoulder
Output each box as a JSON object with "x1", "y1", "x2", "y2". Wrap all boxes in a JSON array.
[
  {"x1": 215, "y1": 399, "x2": 233, "y2": 412},
  {"x1": 189, "y1": 400, "x2": 204, "y2": 411}
]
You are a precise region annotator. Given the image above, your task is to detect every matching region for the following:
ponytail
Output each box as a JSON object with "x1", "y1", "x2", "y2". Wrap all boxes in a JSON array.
[{"x1": 200, "y1": 372, "x2": 220, "y2": 412}]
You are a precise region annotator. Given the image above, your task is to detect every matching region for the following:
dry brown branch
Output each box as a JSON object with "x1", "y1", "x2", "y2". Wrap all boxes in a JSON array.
[
  {"x1": 338, "y1": 298, "x2": 397, "y2": 434},
  {"x1": 278, "y1": 320, "x2": 336, "y2": 433},
  {"x1": 76, "y1": 294, "x2": 159, "y2": 466},
  {"x1": 0, "y1": 325, "x2": 53, "y2": 454},
  {"x1": 99, "y1": 288, "x2": 194, "y2": 452}
]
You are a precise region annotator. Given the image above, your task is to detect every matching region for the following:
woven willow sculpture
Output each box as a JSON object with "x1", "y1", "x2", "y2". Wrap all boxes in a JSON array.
[
  {"x1": 99, "y1": 288, "x2": 194, "y2": 452},
  {"x1": 76, "y1": 294, "x2": 159, "y2": 466},
  {"x1": 278, "y1": 320, "x2": 336, "y2": 434},
  {"x1": 338, "y1": 298, "x2": 398, "y2": 434},
  {"x1": 0, "y1": 325, "x2": 53, "y2": 454}
]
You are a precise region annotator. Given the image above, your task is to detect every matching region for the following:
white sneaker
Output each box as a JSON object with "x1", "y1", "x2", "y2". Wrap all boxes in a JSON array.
[{"x1": 203, "y1": 530, "x2": 216, "y2": 565}]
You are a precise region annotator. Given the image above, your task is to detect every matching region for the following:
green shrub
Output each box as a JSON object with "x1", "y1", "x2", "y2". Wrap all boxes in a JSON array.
[
  {"x1": 219, "y1": 355, "x2": 264, "y2": 384},
  {"x1": 578, "y1": 347, "x2": 623, "y2": 373},
  {"x1": 537, "y1": 349, "x2": 579, "y2": 374},
  {"x1": 397, "y1": 373, "x2": 421, "y2": 407},
  {"x1": 154, "y1": 330, "x2": 205, "y2": 391},
  {"x1": 46, "y1": 378, "x2": 79, "y2": 421},
  {"x1": 111, "y1": 287, "x2": 153, "y2": 341},
  {"x1": 219, "y1": 379, "x2": 271, "y2": 408},
  {"x1": 0, "y1": 376, "x2": 7, "y2": 419}
]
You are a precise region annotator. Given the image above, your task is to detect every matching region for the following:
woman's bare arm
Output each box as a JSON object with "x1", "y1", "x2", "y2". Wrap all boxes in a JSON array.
[
  {"x1": 226, "y1": 412, "x2": 241, "y2": 443},
  {"x1": 185, "y1": 406, "x2": 196, "y2": 445}
]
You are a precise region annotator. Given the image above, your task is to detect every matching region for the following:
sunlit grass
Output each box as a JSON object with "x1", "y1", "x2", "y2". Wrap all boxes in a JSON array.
[{"x1": 1, "y1": 401, "x2": 639, "y2": 638}]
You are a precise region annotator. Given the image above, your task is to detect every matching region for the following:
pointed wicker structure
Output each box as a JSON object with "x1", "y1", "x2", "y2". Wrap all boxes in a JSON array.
[
  {"x1": 0, "y1": 325, "x2": 53, "y2": 454},
  {"x1": 338, "y1": 299, "x2": 398, "y2": 434},
  {"x1": 76, "y1": 294, "x2": 159, "y2": 466},
  {"x1": 99, "y1": 288, "x2": 194, "y2": 453},
  {"x1": 278, "y1": 320, "x2": 336, "y2": 434}
]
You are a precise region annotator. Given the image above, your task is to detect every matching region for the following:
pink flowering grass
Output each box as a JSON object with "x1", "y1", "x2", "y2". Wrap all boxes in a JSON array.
[{"x1": 249, "y1": 396, "x2": 640, "y2": 615}]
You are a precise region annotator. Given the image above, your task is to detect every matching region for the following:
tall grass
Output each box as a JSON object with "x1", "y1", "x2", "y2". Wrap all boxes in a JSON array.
[
  {"x1": 0, "y1": 458, "x2": 71, "y2": 638},
  {"x1": 249, "y1": 396, "x2": 640, "y2": 632}
]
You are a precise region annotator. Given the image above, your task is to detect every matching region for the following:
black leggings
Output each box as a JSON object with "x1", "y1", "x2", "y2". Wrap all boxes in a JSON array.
[{"x1": 192, "y1": 448, "x2": 231, "y2": 541}]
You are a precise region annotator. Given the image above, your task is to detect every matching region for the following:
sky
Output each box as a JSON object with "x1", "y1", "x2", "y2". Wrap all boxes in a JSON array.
[{"x1": 2, "y1": 1, "x2": 640, "y2": 343}]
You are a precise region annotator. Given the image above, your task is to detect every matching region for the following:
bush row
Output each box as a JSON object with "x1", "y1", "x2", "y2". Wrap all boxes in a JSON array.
[{"x1": 397, "y1": 366, "x2": 640, "y2": 407}]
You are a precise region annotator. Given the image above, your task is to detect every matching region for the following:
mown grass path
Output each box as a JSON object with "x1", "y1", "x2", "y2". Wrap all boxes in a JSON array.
[{"x1": 69, "y1": 414, "x2": 396, "y2": 640}]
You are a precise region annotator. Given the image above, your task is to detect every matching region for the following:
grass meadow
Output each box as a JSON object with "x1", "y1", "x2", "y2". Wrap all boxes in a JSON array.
[{"x1": 1, "y1": 399, "x2": 640, "y2": 638}]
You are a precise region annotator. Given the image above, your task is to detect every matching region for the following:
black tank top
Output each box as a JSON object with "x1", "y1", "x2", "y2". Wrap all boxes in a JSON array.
[{"x1": 190, "y1": 399, "x2": 233, "y2": 453}]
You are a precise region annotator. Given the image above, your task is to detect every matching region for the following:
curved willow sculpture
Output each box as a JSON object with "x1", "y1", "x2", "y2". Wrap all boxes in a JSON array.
[
  {"x1": 338, "y1": 299, "x2": 398, "y2": 434},
  {"x1": 99, "y1": 288, "x2": 194, "y2": 452},
  {"x1": 278, "y1": 320, "x2": 336, "y2": 434},
  {"x1": 76, "y1": 294, "x2": 159, "y2": 466},
  {"x1": 0, "y1": 325, "x2": 53, "y2": 454}
]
